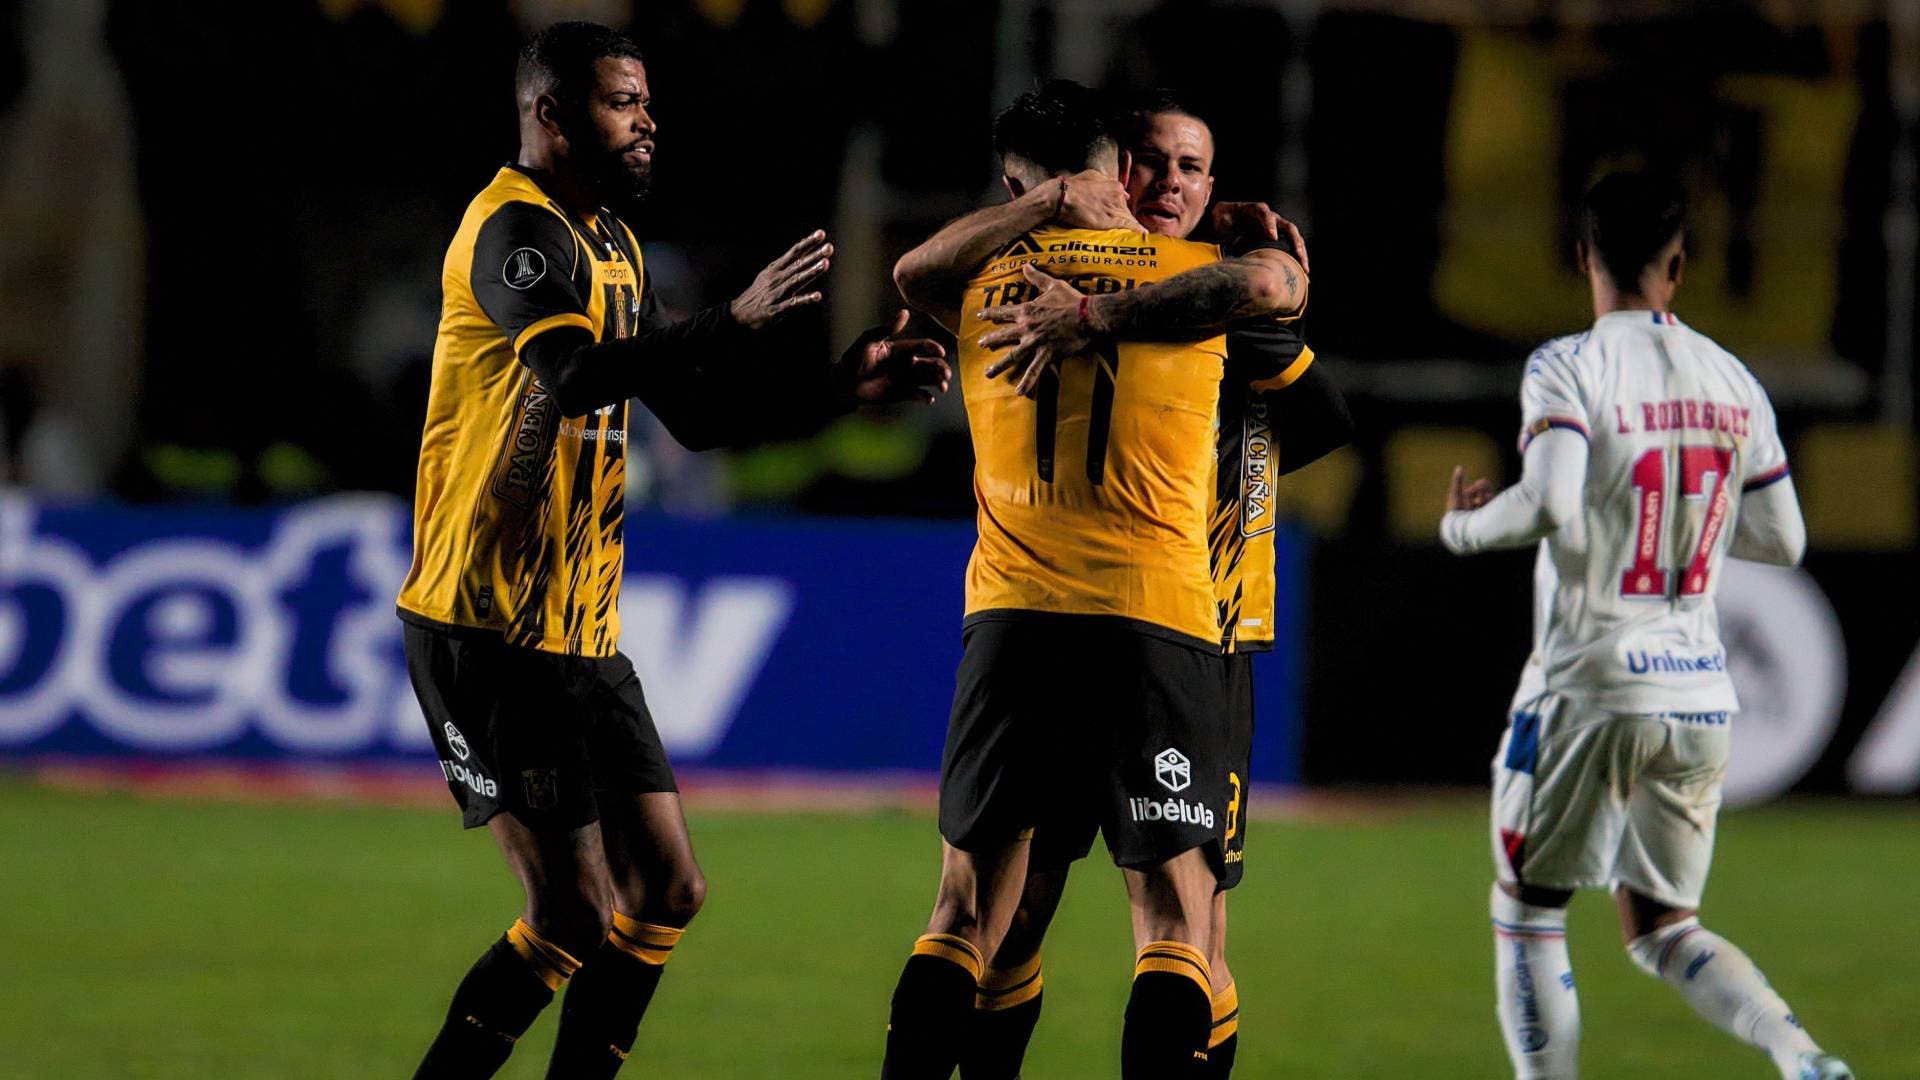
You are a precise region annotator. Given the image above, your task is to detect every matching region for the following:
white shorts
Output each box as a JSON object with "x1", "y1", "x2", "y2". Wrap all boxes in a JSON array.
[{"x1": 1491, "y1": 693, "x2": 1730, "y2": 909}]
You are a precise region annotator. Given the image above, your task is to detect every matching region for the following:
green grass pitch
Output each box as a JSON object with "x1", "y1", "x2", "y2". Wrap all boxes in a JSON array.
[{"x1": 2, "y1": 782, "x2": 1913, "y2": 1078}]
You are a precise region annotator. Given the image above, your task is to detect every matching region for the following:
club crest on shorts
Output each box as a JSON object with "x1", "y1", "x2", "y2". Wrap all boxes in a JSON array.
[
  {"x1": 443, "y1": 722, "x2": 470, "y2": 761},
  {"x1": 503, "y1": 247, "x2": 547, "y2": 290},
  {"x1": 522, "y1": 767, "x2": 559, "y2": 810},
  {"x1": 1154, "y1": 748, "x2": 1192, "y2": 793}
]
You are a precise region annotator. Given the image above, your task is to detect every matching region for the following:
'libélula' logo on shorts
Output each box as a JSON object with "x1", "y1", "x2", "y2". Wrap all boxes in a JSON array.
[
  {"x1": 1129, "y1": 795, "x2": 1215, "y2": 829},
  {"x1": 1154, "y1": 747, "x2": 1192, "y2": 793},
  {"x1": 440, "y1": 759, "x2": 497, "y2": 799},
  {"x1": 444, "y1": 721, "x2": 470, "y2": 761},
  {"x1": 1624, "y1": 648, "x2": 1726, "y2": 675}
]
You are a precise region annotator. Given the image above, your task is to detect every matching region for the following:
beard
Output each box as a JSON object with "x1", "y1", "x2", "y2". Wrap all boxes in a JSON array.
[{"x1": 581, "y1": 143, "x2": 653, "y2": 209}]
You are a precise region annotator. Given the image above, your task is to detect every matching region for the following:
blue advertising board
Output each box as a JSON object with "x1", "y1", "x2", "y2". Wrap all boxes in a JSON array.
[{"x1": 0, "y1": 495, "x2": 1304, "y2": 781}]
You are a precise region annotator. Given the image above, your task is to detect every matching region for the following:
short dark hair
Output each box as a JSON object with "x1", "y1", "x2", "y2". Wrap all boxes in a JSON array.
[
  {"x1": 992, "y1": 79, "x2": 1116, "y2": 175},
  {"x1": 1121, "y1": 87, "x2": 1208, "y2": 144},
  {"x1": 517, "y1": 21, "x2": 644, "y2": 109},
  {"x1": 1581, "y1": 171, "x2": 1686, "y2": 288}
]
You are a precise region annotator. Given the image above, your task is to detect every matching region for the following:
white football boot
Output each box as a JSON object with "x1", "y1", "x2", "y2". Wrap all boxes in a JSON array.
[{"x1": 1797, "y1": 1052, "x2": 1855, "y2": 1080}]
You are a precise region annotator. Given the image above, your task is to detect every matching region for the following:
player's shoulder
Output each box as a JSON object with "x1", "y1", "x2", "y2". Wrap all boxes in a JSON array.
[
  {"x1": 1680, "y1": 320, "x2": 1755, "y2": 371},
  {"x1": 1523, "y1": 330, "x2": 1591, "y2": 380},
  {"x1": 460, "y1": 167, "x2": 574, "y2": 240},
  {"x1": 1675, "y1": 320, "x2": 1773, "y2": 399}
]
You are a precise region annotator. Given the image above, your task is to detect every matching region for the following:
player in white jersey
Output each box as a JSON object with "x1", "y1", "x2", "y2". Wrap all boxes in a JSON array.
[{"x1": 1441, "y1": 173, "x2": 1853, "y2": 1080}]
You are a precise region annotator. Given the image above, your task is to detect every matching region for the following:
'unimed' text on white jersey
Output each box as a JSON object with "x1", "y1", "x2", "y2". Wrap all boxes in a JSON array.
[{"x1": 1510, "y1": 310, "x2": 1790, "y2": 716}]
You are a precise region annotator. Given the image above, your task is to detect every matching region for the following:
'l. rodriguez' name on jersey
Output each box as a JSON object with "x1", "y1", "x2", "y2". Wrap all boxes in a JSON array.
[{"x1": 1512, "y1": 310, "x2": 1790, "y2": 715}]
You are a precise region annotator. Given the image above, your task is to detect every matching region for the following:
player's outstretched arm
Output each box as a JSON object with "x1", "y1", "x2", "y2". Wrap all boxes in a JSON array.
[
  {"x1": 516, "y1": 230, "x2": 830, "y2": 419},
  {"x1": 893, "y1": 171, "x2": 1135, "y2": 331},
  {"x1": 1439, "y1": 429, "x2": 1588, "y2": 555},
  {"x1": 519, "y1": 235, "x2": 946, "y2": 451},
  {"x1": 1729, "y1": 476, "x2": 1807, "y2": 566},
  {"x1": 623, "y1": 310, "x2": 948, "y2": 451}
]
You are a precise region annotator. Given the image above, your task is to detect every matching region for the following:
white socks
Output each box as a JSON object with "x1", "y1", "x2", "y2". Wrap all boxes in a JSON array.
[
  {"x1": 1627, "y1": 916, "x2": 1821, "y2": 1078},
  {"x1": 1491, "y1": 886, "x2": 1581, "y2": 1078}
]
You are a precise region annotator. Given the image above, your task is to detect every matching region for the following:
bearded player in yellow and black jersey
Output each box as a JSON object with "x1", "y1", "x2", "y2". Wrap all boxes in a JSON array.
[
  {"x1": 901, "y1": 91, "x2": 1353, "y2": 1080},
  {"x1": 397, "y1": 23, "x2": 949, "y2": 1080},
  {"x1": 881, "y1": 82, "x2": 1308, "y2": 1080}
]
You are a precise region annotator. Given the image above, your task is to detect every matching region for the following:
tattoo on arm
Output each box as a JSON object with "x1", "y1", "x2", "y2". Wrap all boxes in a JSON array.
[{"x1": 1090, "y1": 261, "x2": 1265, "y2": 339}]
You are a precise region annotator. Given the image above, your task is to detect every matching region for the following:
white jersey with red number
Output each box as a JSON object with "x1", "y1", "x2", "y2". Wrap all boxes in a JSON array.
[{"x1": 1509, "y1": 310, "x2": 1790, "y2": 716}]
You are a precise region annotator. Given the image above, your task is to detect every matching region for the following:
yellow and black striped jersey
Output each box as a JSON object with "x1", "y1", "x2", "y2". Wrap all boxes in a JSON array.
[
  {"x1": 398, "y1": 165, "x2": 643, "y2": 657},
  {"x1": 956, "y1": 226, "x2": 1230, "y2": 650},
  {"x1": 1211, "y1": 316, "x2": 1315, "y2": 653}
]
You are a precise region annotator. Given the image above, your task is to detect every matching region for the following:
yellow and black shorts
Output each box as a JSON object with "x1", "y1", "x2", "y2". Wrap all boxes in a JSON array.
[{"x1": 1218, "y1": 652, "x2": 1255, "y2": 891}]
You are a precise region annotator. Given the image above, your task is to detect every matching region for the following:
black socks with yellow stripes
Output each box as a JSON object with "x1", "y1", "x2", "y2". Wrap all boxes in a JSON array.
[
  {"x1": 1207, "y1": 980, "x2": 1240, "y2": 1078},
  {"x1": 959, "y1": 953, "x2": 1044, "y2": 1079},
  {"x1": 414, "y1": 920, "x2": 580, "y2": 1080},
  {"x1": 882, "y1": 933, "x2": 984, "y2": 1079},
  {"x1": 413, "y1": 914, "x2": 684, "y2": 1080},
  {"x1": 1122, "y1": 940, "x2": 1213, "y2": 1079},
  {"x1": 545, "y1": 913, "x2": 682, "y2": 1080}
]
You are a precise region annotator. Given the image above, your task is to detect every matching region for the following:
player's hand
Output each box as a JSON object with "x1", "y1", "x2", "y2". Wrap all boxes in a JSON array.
[
  {"x1": 1209, "y1": 202, "x2": 1310, "y2": 273},
  {"x1": 1447, "y1": 465, "x2": 1496, "y2": 512},
  {"x1": 1056, "y1": 171, "x2": 1136, "y2": 231},
  {"x1": 978, "y1": 265, "x2": 1091, "y2": 398},
  {"x1": 730, "y1": 230, "x2": 833, "y2": 330},
  {"x1": 839, "y1": 309, "x2": 952, "y2": 406}
]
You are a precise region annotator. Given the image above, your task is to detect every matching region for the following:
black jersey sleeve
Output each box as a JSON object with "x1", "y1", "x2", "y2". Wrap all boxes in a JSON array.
[
  {"x1": 518, "y1": 268, "x2": 853, "y2": 449},
  {"x1": 470, "y1": 202, "x2": 592, "y2": 352},
  {"x1": 1225, "y1": 321, "x2": 1353, "y2": 476},
  {"x1": 1225, "y1": 315, "x2": 1311, "y2": 389},
  {"x1": 1265, "y1": 361, "x2": 1353, "y2": 475}
]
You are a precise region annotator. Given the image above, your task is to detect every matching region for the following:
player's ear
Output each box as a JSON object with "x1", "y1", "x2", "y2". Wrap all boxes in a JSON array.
[
  {"x1": 1116, "y1": 148, "x2": 1133, "y2": 181},
  {"x1": 1667, "y1": 247, "x2": 1685, "y2": 286},
  {"x1": 1003, "y1": 174, "x2": 1025, "y2": 200},
  {"x1": 532, "y1": 93, "x2": 568, "y2": 144},
  {"x1": 1574, "y1": 238, "x2": 1591, "y2": 277}
]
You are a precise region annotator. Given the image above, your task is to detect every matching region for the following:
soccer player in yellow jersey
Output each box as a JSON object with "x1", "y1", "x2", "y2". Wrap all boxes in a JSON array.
[
  {"x1": 396, "y1": 22, "x2": 949, "y2": 1080},
  {"x1": 880, "y1": 81, "x2": 1306, "y2": 1079},
  {"x1": 907, "y1": 91, "x2": 1354, "y2": 1079}
]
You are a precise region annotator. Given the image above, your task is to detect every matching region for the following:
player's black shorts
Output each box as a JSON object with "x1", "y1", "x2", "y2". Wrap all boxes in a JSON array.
[
  {"x1": 941, "y1": 613, "x2": 1232, "y2": 878},
  {"x1": 402, "y1": 621, "x2": 677, "y2": 831},
  {"x1": 1219, "y1": 652, "x2": 1255, "y2": 891}
]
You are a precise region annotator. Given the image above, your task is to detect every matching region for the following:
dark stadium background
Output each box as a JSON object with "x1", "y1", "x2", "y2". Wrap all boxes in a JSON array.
[
  {"x1": 2, "y1": 3, "x2": 1918, "y2": 1077},
  {"x1": 6, "y1": 0, "x2": 1913, "y2": 796}
]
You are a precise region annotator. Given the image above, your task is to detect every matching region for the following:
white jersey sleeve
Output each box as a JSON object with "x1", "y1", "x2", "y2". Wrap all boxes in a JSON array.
[
  {"x1": 1440, "y1": 431, "x2": 1587, "y2": 555},
  {"x1": 1517, "y1": 340, "x2": 1592, "y2": 453},
  {"x1": 1739, "y1": 376, "x2": 1791, "y2": 492}
]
